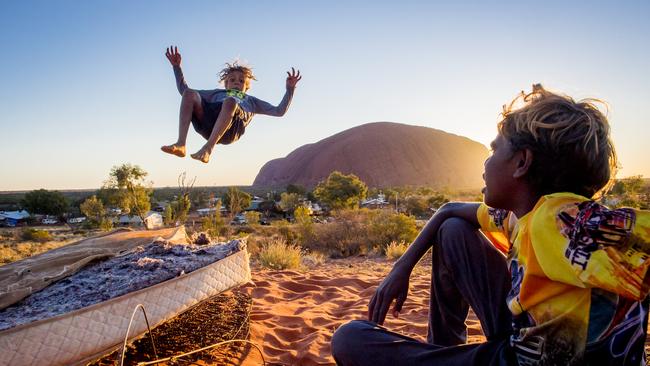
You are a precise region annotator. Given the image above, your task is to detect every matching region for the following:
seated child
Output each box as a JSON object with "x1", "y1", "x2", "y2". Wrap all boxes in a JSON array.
[
  {"x1": 161, "y1": 45, "x2": 302, "y2": 163},
  {"x1": 332, "y1": 85, "x2": 650, "y2": 366}
]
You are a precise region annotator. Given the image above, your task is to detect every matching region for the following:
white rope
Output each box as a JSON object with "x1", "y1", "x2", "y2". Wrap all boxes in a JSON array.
[
  {"x1": 119, "y1": 303, "x2": 158, "y2": 366},
  {"x1": 135, "y1": 339, "x2": 266, "y2": 366}
]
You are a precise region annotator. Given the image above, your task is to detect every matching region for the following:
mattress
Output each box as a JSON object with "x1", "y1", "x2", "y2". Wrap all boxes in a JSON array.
[{"x1": 0, "y1": 240, "x2": 251, "y2": 366}]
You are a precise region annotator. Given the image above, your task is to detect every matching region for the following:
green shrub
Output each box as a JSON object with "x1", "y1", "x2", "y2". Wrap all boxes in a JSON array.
[
  {"x1": 99, "y1": 218, "x2": 114, "y2": 232},
  {"x1": 258, "y1": 240, "x2": 302, "y2": 270},
  {"x1": 300, "y1": 209, "x2": 418, "y2": 258},
  {"x1": 244, "y1": 211, "x2": 261, "y2": 226},
  {"x1": 20, "y1": 228, "x2": 52, "y2": 243},
  {"x1": 367, "y1": 210, "x2": 418, "y2": 253},
  {"x1": 275, "y1": 220, "x2": 299, "y2": 244},
  {"x1": 385, "y1": 240, "x2": 409, "y2": 260},
  {"x1": 305, "y1": 209, "x2": 370, "y2": 257},
  {"x1": 82, "y1": 219, "x2": 97, "y2": 230},
  {"x1": 246, "y1": 234, "x2": 278, "y2": 258},
  {"x1": 202, "y1": 211, "x2": 229, "y2": 238},
  {"x1": 294, "y1": 206, "x2": 315, "y2": 245}
]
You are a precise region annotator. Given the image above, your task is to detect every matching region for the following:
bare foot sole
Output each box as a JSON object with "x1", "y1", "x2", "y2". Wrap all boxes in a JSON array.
[
  {"x1": 161, "y1": 144, "x2": 186, "y2": 158},
  {"x1": 190, "y1": 150, "x2": 211, "y2": 163}
]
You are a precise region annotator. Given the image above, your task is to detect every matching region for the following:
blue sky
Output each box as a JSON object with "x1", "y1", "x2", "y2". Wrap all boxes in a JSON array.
[{"x1": 1, "y1": 0, "x2": 648, "y2": 190}]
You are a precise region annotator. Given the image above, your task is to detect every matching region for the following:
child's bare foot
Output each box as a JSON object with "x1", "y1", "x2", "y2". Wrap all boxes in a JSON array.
[
  {"x1": 161, "y1": 144, "x2": 186, "y2": 158},
  {"x1": 190, "y1": 147, "x2": 211, "y2": 163}
]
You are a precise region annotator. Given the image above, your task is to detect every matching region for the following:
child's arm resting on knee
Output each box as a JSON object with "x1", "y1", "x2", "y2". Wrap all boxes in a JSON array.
[
  {"x1": 396, "y1": 202, "x2": 481, "y2": 271},
  {"x1": 368, "y1": 202, "x2": 480, "y2": 324}
]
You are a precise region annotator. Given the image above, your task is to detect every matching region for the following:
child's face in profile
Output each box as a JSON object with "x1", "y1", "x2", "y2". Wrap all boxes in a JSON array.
[
  {"x1": 224, "y1": 71, "x2": 250, "y2": 92},
  {"x1": 482, "y1": 133, "x2": 519, "y2": 209}
]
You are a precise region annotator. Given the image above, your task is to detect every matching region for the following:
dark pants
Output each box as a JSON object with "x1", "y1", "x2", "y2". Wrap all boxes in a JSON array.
[
  {"x1": 191, "y1": 99, "x2": 249, "y2": 144},
  {"x1": 331, "y1": 218, "x2": 515, "y2": 366}
]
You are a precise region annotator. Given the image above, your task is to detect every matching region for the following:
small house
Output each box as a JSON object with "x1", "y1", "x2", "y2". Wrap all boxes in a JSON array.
[
  {"x1": 0, "y1": 210, "x2": 30, "y2": 227},
  {"x1": 144, "y1": 212, "x2": 163, "y2": 230}
]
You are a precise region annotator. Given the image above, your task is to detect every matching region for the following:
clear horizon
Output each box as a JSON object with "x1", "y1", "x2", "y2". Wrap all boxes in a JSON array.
[{"x1": 2, "y1": 0, "x2": 649, "y2": 191}]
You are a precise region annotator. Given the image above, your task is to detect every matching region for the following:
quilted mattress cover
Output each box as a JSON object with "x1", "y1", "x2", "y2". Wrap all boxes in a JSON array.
[{"x1": 0, "y1": 243, "x2": 251, "y2": 366}]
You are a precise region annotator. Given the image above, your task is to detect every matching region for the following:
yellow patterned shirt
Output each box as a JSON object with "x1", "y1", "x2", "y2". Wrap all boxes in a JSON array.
[{"x1": 477, "y1": 193, "x2": 650, "y2": 366}]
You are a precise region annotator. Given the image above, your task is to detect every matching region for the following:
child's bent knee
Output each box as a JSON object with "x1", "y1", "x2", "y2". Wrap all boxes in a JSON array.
[
  {"x1": 439, "y1": 217, "x2": 475, "y2": 237},
  {"x1": 182, "y1": 89, "x2": 199, "y2": 100},
  {"x1": 222, "y1": 97, "x2": 237, "y2": 109},
  {"x1": 331, "y1": 321, "x2": 374, "y2": 360}
]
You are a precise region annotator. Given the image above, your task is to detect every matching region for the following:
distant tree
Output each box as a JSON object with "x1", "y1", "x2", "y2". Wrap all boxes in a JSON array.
[
  {"x1": 202, "y1": 199, "x2": 227, "y2": 237},
  {"x1": 102, "y1": 164, "x2": 152, "y2": 226},
  {"x1": 259, "y1": 200, "x2": 281, "y2": 217},
  {"x1": 171, "y1": 173, "x2": 195, "y2": 224},
  {"x1": 416, "y1": 187, "x2": 435, "y2": 196},
  {"x1": 191, "y1": 189, "x2": 210, "y2": 208},
  {"x1": 606, "y1": 175, "x2": 647, "y2": 208},
  {"x1": 404, "y1": 195, "x2": 429, "y2": 217},
  {"x1": 294, "y1": 205, "x2": 312, "y2": 224},
  {"x1": 427, "y1": 193, "x2": 450, "y2": 210},
  {"x1": 96, "y1": 187, "x2": 120, "y2": 210},
  {"x1": 382, "y1": 188, "x2": 398, "y2": 206},
  {"x1": 610, "y1": 176, "x2": 644, "y2": 196},
  {"x1": 279, "y1": 192, "x2": 300, "y2": 214},
  {"x1": 21, "y1": 189, "x2": 69, "y2": 216},
  {"x1": 265, "y1": 190, "x2": 282, "y2": 201},
  {"x1": 294, "y1": 205, "x2": 314, "y2": 244},
  {"x1": 163, "y1": 204, "x2": 173, "y2": 226},
  {"x1": 223, "y1": 187, "x2": 252, "y2": 216},
  {"x1": 313, "y1": 171, "x2": 368, "y2": 210},
  {"x1": 245, "y1": 211, "x2": 261, "y2": 226},
  {"x1": 99, "y1": 218, "x2": 113, "y2": 231},
  {"x1": 80, "y1": 195, "x2": 106, "y2": 226},
  {"x1": 286, "y1": 184, "x2": 306, "y2": 196}
]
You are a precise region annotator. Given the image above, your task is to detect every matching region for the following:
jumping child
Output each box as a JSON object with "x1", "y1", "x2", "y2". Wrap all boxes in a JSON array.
[
  {"x1": 332, "y1": 85, "x2": 650, "y2": 366},
  {"x1": 161, "y1": 46, "x2": 301, "y2": 163}
]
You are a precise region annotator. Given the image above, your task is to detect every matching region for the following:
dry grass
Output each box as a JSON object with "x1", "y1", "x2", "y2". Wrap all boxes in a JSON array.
[
  {"x1": 0, "y1": 240, "x2": 74, "y2": 265},
  {"x1": 0, "y1": 227, "x2": 88, "y2": 265},
  {"x1": 301, "y1": 251, "x2": 327, "y2": 267},
  {"x1": 385, "y1": 240, "x2": 409, "y2": 260},
  {"x1": 258, "y1": 239, "x2": 302, "y2": 270}
]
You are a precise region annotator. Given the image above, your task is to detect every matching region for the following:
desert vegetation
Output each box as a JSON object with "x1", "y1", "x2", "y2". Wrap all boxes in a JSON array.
[
  {"x1": 258, "y1": 240, "x2": 302, "y2": 270},
  {"x1": 0, "y1": 227, "x2": 86, "y2": 265},
  {"x1": 4, "y1": 168, "x2": 647, "y2": 271}
]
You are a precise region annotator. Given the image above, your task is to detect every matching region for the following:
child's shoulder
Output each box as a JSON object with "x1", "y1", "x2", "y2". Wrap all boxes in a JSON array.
[
  {"x1": 531, "y1": 192, "x2": 649, "y2": 249},
  {"x1": 534, "y1": 192, "x2": 588, "y2": 216}
]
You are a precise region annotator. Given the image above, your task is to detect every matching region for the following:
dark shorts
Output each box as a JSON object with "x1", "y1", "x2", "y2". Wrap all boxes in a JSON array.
[{"x1": 191, "y1": 99, "x2": 249, "y2": 145}]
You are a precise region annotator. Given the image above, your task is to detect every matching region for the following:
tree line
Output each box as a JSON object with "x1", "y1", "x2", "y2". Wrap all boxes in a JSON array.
[{"x1": 18, "y1": 164, "x2": 646, "y2": 230}]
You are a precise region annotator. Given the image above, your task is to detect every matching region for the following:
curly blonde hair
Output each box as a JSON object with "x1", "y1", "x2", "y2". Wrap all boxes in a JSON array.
[
  {"x1": 218, "y1": 61, "x2": 257, "y2": 88},
  {"x1": 498, "y1": 84, "x2": 617, "y2": 199}
]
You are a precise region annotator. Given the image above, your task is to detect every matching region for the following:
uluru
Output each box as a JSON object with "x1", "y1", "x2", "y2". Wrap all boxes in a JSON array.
[{"x1": 253, "y1": 122, "x2": 489, "y2": 189}]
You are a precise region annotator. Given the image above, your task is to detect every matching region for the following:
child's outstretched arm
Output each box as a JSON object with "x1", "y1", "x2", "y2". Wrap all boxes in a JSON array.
[
  {"x1": 368, "y1": 202, "x2": 481, "y2": 325},
  {"x1": 165, "y1": 45, "x2": 189, "y2": 95},
  {"x1": 249, "y1": 68, "x2": 302, "y2": 117}
]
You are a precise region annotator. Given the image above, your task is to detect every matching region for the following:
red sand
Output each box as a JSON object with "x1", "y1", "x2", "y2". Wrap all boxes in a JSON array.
[{"x1": 237, "y1": 257, "x2": 486, "y2": 366}]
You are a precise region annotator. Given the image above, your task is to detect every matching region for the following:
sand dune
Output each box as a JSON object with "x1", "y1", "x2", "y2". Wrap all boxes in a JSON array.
[
  {"x1": 237, "y1": 257, "x2": 485, "y2": 365},
  {"x1": 234, "y1": 256, "x2": 650, "y2": 366}
]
